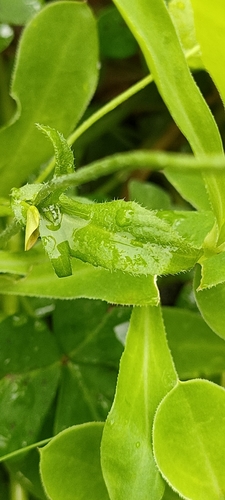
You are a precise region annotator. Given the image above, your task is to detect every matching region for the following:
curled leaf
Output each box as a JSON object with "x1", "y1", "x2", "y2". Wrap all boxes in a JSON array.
[{"x1": 25, "y1": 205, "x2": 40, "y2": 251}]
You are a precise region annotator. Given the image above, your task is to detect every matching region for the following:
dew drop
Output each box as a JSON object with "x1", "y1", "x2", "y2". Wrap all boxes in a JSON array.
[{"x1": 136, "y1": 441, "x2": 141, "y2": 448}]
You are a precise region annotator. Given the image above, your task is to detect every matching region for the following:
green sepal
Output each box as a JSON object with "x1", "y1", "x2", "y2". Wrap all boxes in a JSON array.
[{"x1": 36, "y1": 124, "x2": 74, "y2": 177}]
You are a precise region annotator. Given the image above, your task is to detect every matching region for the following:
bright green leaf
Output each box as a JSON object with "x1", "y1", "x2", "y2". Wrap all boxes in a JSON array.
[
  {"x1": 101, "y1": 305, "x2": 178, "y2": 500},
  {"x1": 112, "y1": 0, "x2": 225, "y2": 224},
  {"x1": 191, "y1": 0, "x2": 225, "y2": 105},
  {"x1": 0, "y1": 1, "x2": 98, "y2": 195},
  {"x1": 168, "y1": 0, "x2": 203, "y2": 69},
  {"x1": 40, "y1": 422, "x2": 109, "y2": 500},
  {"x1": 48, "y1": 197, "x2": 201, "y2": 277},
  {"x1": 194, "y1": 264, "x2": 225, "y2": 339},
  {"x1": 0, "y1": 251, "x2": 159, "y2": 306},
  {"x1": 198, "y1": 252, "x2": 225, "y2": 289},
  {"x1": 153, "y1": 379, "x2": 225, "y2": 500}
]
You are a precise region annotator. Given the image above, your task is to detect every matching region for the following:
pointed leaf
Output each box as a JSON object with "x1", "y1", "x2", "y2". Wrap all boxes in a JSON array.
[
  {"x1": 101, "y1": 305, "x2": 178, "y2": 500},
  {"x1": 153, "y1": 380, "x2": 225, "y2": 500}
]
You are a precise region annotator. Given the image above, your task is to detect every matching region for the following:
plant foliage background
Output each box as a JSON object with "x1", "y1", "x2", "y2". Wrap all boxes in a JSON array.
[{"x1": 0, "y1": 0, "x2": 225, "y2": 499}]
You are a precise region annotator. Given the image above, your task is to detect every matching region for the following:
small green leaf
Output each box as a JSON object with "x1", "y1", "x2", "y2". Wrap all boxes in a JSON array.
[
  {"x1": 128, "y1": 179, "x2": 171, "y2": 210},
  {"x1": 194, "y1": 264, "x2": 225, "y2": 339},
  {"x1": 101, "y1": 305, "x2": 178, "y2": 500},
  {"x1": 36, "y1": 124, "x2": 74, "y2": 177},
  {"x1": 198, "y1": 251, "x2": 225, "y2": 289},
  {"x1": 153, "y1": 379, "x2": 225, "y2": 500},
  {"x1": 40, "y1": 423, "x2": 109, "y2": 500}
]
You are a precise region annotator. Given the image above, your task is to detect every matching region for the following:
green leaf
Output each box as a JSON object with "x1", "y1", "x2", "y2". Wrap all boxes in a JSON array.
[
  {"x1": 0, "y1": 249, "x2": 159, "y2": 306},
  {"x1": 52, "y1": 299, "x2": 128, "y2": 432},
  {"x1": 156, "y1": 210, "x2": 215, "y2": 248},
  {"x1": 194, "y1": 264, "x2": 225, "y2": 339},
  {"x1": 0, "y1": 0, "x2": 43, "y2": 25},
  {"x1": 45, "y1": 197, "x2": 201, "y2": 277},
  {"x1": 168, "y1": 0, "x2": 203, "y2": 69},
  {"x1": 36, "y1": 124, "x2": 74, "y2": 178},
  {"x1": 40, "y1": 422, "x2": 109, "y2": 500},
  {"x1": 111, "y1": 0, "x2": 225, "y2": 225},
  {"x1": 128, "y1": 179, "x2": 171, "y2": 210},
  {"x1": 191, "y1": 0, "x2": 225, "y2": 105},
  {"x1": 198, "y1": 252, "x2": 225, "y2": 289},
  {"x1": 101, "y1": 305, "x2": 178, "y2": 500},
  {"x1": 163, "y1": 307, "x2": 225, "y2": 379},
  {"x1": 0, "y1": 1, "x2": 98, "y2": 195},
  {"x1": 0, "y1": 315, "x2": 60, "y2": 456},
  {"x1": 153, "y1": 379, "x2": 225, "y2": 500}
]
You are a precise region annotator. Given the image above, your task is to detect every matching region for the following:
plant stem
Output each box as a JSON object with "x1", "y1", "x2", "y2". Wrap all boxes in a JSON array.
[
  {"x1": 34, "y1": 150, "x2": 225, "y2": 206},
  {"x1": 36, "y1": 74, "x2": 153, "y2": 183},
  {"x1": 10, "y1": 476, "x2": 28, "y2": 500}
]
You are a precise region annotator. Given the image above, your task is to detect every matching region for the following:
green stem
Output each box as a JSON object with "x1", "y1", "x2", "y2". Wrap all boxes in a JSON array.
[
  {"x1": 0, "y1": 437, "x2": 51, "y2": 463},
  {"x1": 36, "y1": 74, "x2": 153, "y2": 183},
  {"x1": 10, "y1": 476, "x2": 28, "y2": 500},
  {"x1": 34, "y1": 150, "x2": 225, "y2": 206}
]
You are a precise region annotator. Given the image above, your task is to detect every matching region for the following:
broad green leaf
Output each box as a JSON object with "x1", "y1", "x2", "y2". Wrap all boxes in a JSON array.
[
  {"x1": 191, "y1": 0, "x2": 225, "y2": 105},
  {"x1": 7, "y1": 448, "x2": 48, "y2": 500},
  {"x1": 112, "y1": 0, "x2": 225, "y2": 226},
  {"x1": 52, "y1": 299, "x2": 129, "y2": 432},
  {"x1": 41, "y1": 197, "x2": 201, "y2": 278},
  {"x1": 168, "y1": 0, "x2": 203, "y2": 69},
  {"x1": 153, "y1": 379, "x2": 225, "y2": 500},
  {"x1": 194, "y1": 264, "x2": 225, "y2": 339},
  {"x1": 165, "y1": 170, "x2": 212, "y2": 212},
  {"x1": 0, "y1": 250, "x2": 159, "y2": 306},
  {"x1": 101, "y1": 305, "x2": 178, "y2": 500},
  {"x1": 162, "y1": 484, "x2": 181, "y2": 500},
  {"x1": 128, "y1": 179, "x2": 171, "y2": 210},
  {"x1": 163, "y1": 307, "x2": 225, "y2": 379},
  {"x1": 0, "y1": 249, "x2": 42, "y2": 275},
  {"x1": 0, "y1": 2, "x2": 98, "y2": 195},
  {"x1": 40, "y1": 422, "x2": 109, "y2": 500},
  {"x1": 0, "y1": 24, "x2": 13, "y2": 52},
  {"x1": 0, "y1": 0, "x2": 43, "y2": 25},
  {"x1": 0, "y1": 315, "x2": 60, "y2": 456}
]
